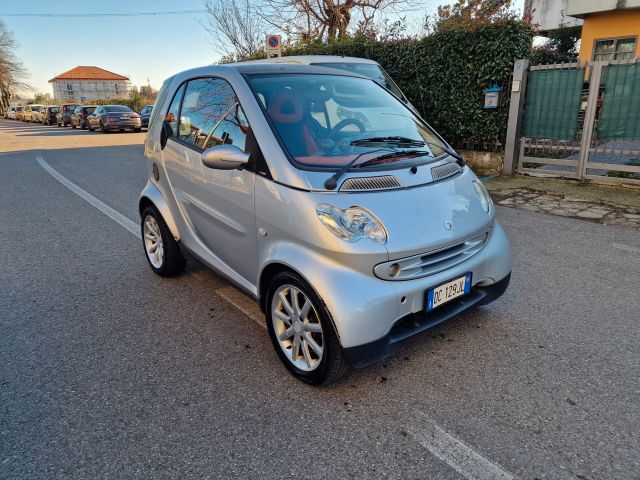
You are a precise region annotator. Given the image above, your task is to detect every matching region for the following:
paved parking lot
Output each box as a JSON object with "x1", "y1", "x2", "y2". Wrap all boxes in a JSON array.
[{"x1": 1, "y1": 119, "x2": 639, "y2": 479}]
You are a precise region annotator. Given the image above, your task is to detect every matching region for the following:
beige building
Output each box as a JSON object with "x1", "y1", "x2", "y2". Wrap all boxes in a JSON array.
[{"x1": 49, "y1": 66, "x2": 130, "y2": 102}]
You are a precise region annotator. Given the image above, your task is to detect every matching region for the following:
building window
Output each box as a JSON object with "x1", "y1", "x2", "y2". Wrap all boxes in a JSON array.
[{"x1": 593, "y1": 37, "x2": 637, "y2": 61}]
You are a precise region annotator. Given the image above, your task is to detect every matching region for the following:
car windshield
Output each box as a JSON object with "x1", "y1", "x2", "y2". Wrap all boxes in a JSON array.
[
  {"x1": 247, "y1": 73, "x2": 447, "y2": 169},
  {"x1": 31, "y1": 106, "x2": 42, "y2": 111},
  {"x1": 105, "y1": 106, "x2": 132, "y2": 112},
  {"x1": 85, "y1": 107, "x2": 96, "y2": 114},
  {"x1": 50, "y1": 107, "x2": 58, "y2": 113},
  {"x1": 312, "y1": 62, "x2": 405, "y2": 100}
]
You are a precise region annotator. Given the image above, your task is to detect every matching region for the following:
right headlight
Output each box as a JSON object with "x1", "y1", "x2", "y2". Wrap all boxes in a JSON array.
[
  {"x1": 316, "y1": 203, "x2": 387, "y2": 244},
  {"x1": 473, "y1": 179, "x2": 492, "y2": 214}
]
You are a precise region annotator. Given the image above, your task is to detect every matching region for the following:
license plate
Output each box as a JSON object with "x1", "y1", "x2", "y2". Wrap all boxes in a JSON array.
[{"x1": 426, "y1": 273, "x2": 472, "y2": 312}]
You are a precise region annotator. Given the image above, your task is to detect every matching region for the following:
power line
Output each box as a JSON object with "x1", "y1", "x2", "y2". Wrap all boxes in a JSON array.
[{"x1": 0, "y1": 10, "x2": 207, "y2": 18}]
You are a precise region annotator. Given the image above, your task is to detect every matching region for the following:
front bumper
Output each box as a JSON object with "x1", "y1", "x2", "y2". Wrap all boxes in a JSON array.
[{"x1": 343, "y1": 272, "x2": 510, "y2": 367}]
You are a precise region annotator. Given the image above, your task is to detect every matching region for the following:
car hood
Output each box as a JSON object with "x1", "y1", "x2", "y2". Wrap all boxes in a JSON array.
[{"x1": 323, "y1": 166, "x2": 493, "y2": 260}]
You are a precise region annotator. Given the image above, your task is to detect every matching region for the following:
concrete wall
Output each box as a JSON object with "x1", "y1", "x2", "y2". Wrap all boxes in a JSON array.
[
  {"x1": 577, "y1": 9, "x2": 640, "y2": 61},
  {"x1": 567, "y1": 0, "x2": 640, "y2": 17},
  {"x1": 525, "y1": 0, "x2": 582, "y2": 32}
]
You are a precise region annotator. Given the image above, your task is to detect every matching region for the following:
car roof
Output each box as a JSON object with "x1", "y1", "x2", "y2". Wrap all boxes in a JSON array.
[
  {"x1": 240, "y1": 55, "x2": 379, "y2": 66},
  {"x1": 228, "y1": 63, "x2": 367, "y2": 77}
]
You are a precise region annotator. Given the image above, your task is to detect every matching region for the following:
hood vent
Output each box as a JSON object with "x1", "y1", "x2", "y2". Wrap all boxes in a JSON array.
[
  {"x1": 340, "y1": 175, "x2": 403, "y2": 191},
  {"x1": 431, "y1": 162, "x2": 462, "y2": 182}
]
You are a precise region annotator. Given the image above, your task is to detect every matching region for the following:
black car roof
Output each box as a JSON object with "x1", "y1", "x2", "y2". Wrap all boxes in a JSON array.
[{"x1": 232, "y1": 63, "x2": 367, "y2": 78}]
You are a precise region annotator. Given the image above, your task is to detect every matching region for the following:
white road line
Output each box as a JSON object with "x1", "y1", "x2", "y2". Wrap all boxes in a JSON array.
[
  {"x1": 215, "y1": 286, "x2": 266, "y2": 330},
  {"x1": 407, "y1": 415, "x2": 514, "y2": 480},
  {"x1": 37, "y1": 156, "x2": 139, "y2": 236},
  {"x1": 612, "y1": 243, "x2": 640, "y2": 253},
  {"x1": 36, "y1": 154, "x2": 266, "y2": 330}
]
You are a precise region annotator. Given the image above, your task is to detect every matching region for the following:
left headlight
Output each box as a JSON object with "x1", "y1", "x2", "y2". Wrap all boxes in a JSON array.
[
  {"x1": 316, "y1": 203, "x2": 387, "y2": 244},
  {"x1": 473, "y1": 179, "x2": 492, "y2": 214}
]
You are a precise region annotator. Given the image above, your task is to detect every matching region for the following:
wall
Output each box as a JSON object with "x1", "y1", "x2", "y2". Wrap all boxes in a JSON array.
[
  {"x1": 578, "y1": 9, "x2": 640, "y2": 61},
  {"x1": 525, "y1": 0, "x2": 582, "y2": 33},
  {"x1": 50, "y1": 80, "x2": 130, "y2": 102}
]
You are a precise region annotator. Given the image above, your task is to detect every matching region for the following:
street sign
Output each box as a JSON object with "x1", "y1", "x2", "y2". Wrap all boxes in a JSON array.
[{"x1": 265, "y1": 35, "x2": 282, "y2": 58}]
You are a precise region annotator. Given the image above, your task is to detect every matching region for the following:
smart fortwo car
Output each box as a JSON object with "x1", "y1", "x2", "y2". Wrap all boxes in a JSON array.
[{"x1": 139, "y1": 64, "x2": 512, "y2": 385}]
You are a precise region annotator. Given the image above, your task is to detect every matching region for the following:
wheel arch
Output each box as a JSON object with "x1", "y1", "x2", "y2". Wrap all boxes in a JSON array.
[{"x1": 139, "y1": 181, "x2": 180, "y2": 240}]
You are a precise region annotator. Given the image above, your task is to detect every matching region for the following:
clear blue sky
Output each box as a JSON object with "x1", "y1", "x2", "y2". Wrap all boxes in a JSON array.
[
  {"x1": 1, "y1": 0, "x2": 213, "y2": 95},
  {"x1": 1, "y1": 0, "x2": 525, "y2": 96}
]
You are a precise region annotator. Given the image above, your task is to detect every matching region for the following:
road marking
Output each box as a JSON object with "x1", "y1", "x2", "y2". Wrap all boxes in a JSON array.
[
  {"x1": 407, "y1": 414, "x2": 514, "y2": 480},
  {"x1": 37, "y1": 154, "x2": 266, "y2": 329},
  {"x1": 612, "y1": 243, "x2": 640, "y2": 253},
  {"x1": 216, "y1": 286, "x2": 266, "y2": 330},
  {"x1": 37, "y1": 156, "x2": 139, "y2": 236}
]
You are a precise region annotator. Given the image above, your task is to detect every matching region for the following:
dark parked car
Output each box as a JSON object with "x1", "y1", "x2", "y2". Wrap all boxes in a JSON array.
[
  {"x1": 57, "y1": 103, "x2": 80, "y2": 127},
  {"x1": 87, "y1": 105, "x2": 141, "y2": 133},
  {"x1": 41, "y1": 106, "x2": 59, "y2": 125},
  {"x1": 139, "y1": 104, "x2": 153, "y2": 129},
  {"x1": 70, "y1": 105, "x2": 96, "y2": 129}
]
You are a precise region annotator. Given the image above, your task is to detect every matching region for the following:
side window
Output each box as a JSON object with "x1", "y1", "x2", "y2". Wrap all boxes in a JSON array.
[
  {"x1": 178, "y1": 77, "x2": 241, "y2": 150},
  {"x1": 166, "y1": 83, "x2": 185, "y2": 137},
  {"x1": 206, "y1": 104, "x2": 249, "y2": 151}
]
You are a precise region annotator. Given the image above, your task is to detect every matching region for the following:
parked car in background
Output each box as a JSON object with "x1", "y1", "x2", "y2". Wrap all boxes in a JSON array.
[
  {"x1": 70, "y1": 105, "x2": 97, "y2": 129},
  {"x1": 15, "y1": 107, "x2": 24, "y2": 121},
  {"x1": 242, "y1": 56, "x2": 419, "y2": 115},
  {"x1": 138, "y1": 64, "x2": 511, "y2": 385},
  {"x1": 41, "y1": 106, "x2": 59, "y2": 125},
  {"x1": 56, "y1": 103, "x2": 80, "y2": 127},
  {"x1": 87, "y1": 105, "x2": 141, "y2": 133},
  {"x1": 140, "y1": 104, "x2": 153, "y2": 129},
  {"x1": 4, "y1": 107, "x2": 17, "y2": 119},
  {"x1": 22, "y1": 104, "x2": 44, "y2": 122}
]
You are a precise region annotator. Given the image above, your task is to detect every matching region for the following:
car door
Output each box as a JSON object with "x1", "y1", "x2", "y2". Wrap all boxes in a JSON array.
[{"x1": 162, "y1": 77, "x2": 258, "y2": 286}]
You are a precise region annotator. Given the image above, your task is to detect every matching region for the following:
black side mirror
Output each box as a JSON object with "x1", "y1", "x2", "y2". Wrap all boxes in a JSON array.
[{"x1": 160, "y1": 121, "x2": 171, "y2": 150}]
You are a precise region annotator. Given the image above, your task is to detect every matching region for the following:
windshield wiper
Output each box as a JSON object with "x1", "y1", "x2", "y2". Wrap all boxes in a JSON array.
[
  {"x1": 351, "y1": 137, "x2": 465, "y2": 166},
  {"x1": 356, "y1": 149, "x2": 434, "y2": 168},
  {"x1": 350, "y1": 136, "x2": 426, "y2": 148}
]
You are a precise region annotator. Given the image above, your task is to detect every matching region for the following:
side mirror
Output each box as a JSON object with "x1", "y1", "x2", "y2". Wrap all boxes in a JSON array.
[
  {"x1": 201, "y1": 145, "x2": 249, "y2": 170},
  {"x1": 160, "y1": 121, "x2": 172, "y2": 150}
]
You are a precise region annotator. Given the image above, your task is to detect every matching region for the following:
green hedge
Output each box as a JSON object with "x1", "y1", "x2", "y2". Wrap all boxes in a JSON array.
[{"x1": 235, "y1": 20, "x2": 534, "y2": 149}]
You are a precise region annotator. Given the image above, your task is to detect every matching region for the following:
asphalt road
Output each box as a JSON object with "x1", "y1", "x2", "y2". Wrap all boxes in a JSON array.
[{"x1": 1, "y1": 119, "x2": 639, "y2": 480}]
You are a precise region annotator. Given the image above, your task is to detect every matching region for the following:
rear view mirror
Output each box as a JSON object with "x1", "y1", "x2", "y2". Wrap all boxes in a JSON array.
[
  {"x1": 160, "y1": 121, "x2": 171, "y2": 150},
  {"x1": 201, "y1": 145, "x2": 249, "y2": 170}
]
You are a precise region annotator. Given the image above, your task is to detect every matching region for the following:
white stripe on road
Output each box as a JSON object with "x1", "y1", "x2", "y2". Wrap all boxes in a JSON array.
[
  {"x1": 37, "y1": 154, "x2": 518, "y2": 478},
  {"x1": 37, "y1": 155, "x2": 139, "y2": 236},
  {"x1": 407, "y1": 415, "x2": 514, "y2": 480}
]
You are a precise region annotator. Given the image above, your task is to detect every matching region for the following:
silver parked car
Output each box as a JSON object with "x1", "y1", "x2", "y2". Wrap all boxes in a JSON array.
[{"x1": 139, "y1": 64, "x2": 511, "y2": 385}]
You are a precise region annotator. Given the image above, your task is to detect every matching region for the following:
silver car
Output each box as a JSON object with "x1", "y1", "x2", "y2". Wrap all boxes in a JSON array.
[{"x1": 140, "y1": 64, "x2": 512, "y2": 385}]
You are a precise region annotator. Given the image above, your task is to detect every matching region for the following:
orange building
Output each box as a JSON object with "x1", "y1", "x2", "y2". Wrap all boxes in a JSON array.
[{"x1": 567, "y1": 0, "x2": 640, "y2": 62}]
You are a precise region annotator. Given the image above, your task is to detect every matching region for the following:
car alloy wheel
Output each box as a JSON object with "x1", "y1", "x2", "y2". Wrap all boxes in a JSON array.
[
  {"x1": 143, "y1": 214, "x2": 164, "y2": 269},
  {"x1": 271, "y1": 284, "x2": 324, "y2": 372}
]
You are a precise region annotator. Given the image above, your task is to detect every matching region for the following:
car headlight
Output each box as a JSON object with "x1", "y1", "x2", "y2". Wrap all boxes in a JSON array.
[
  {"x1": 316, "y1": 203, "x2": 387, "y2": 244},
  {"x1": 473, "y1": 179, "x2": 492, "y2": 214}
]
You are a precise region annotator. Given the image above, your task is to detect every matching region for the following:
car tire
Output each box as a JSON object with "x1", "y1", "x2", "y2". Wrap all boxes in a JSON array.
[
  {"x1": 265, "y1": 271, "x2": 349, "y2": 386},
  {"x1": 99, "y1": 121, "x2": 108, "y2": 133},
  {"x1": 141, "y1": 206, "x2": 186, "y2": 277},
  {"x1": 87, "y1": 122, "x2": 93, "y2": 132},
  {"x1": 81, "y1": 121, "x2": 87, "y2": 130},
  {"x1": 134, "y1": 128, "x2": 141, "y2": 133},
  {"x1": 71, "y1": 122, "x2": 76, "y2": 129}
]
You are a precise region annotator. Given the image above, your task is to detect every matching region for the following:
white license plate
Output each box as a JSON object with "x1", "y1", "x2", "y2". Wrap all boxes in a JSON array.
[{"x1": 426, "y1": 273, "x2": 472, "y2": 311}]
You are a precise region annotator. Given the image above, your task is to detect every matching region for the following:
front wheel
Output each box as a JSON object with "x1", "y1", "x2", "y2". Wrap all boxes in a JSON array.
[
  {"x1": 141, "y1": 206, "x2": 186, "y2": 277},
  {"x1": 100, "y1": 121, "x2": 108, "y2": 133},
  {"x1": 266, "y1": 272, "x2": 349, "y2": 386}
]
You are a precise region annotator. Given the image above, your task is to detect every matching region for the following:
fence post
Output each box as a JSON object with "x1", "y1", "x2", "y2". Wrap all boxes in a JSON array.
[
  {"x1": 577, "y1": 61, "x2": 604, "y2": 179},
  {"x1": 503, "y1": 59, "x2": 529, "y2": 175}
]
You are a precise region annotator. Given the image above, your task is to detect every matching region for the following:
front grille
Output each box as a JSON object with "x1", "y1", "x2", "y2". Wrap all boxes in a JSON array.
[
  {"x1": 340, "y1": 175, "x2": 403, "y2": 191},
  {"x1": 373, "y1": 229, "x2": 490, "y2": 281},
  {"x1": 431, "y1": 162, "x2": 462, "y2": 182}
]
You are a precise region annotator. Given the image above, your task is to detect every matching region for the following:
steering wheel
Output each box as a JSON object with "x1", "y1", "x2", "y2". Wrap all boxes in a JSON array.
[{"x1": 322, "y1": 118, "x2": 366, "y2": 152}]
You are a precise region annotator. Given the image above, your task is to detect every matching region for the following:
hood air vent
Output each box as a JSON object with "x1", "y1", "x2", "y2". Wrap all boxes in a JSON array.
[
  {"x1": 339, "y1": 175, "x2": 403, "y2": 191},
  {"x1": 431, "y1": 162, "x2": 462, "y2": 182}
]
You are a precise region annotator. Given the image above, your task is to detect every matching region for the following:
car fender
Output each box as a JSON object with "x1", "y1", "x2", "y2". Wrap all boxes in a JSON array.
[
  {"x1": 259, "y1": 241, "x2": 399, "y2": 348},
  {"x1": 139, "y1": 180, "x2": 180, "y2": 240}
]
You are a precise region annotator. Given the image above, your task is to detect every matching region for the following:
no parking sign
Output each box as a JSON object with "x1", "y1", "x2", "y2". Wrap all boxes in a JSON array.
[{"x1": 265, "y1": 35, "x2": 282, "y2": 58}]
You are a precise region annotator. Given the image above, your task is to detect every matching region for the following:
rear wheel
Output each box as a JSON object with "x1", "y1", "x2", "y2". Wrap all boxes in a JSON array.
[
  {"x1": 266, "y1": 272, "x2": 349, "y2": 386},
  {"x1": 141, "y1": 206, "x2": 186, "y2": 277}
]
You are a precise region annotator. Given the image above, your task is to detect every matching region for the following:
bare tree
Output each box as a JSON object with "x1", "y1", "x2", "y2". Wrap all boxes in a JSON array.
[
  {"x1": 202, "y1": 0, "x2": 265, "y2": 61},
  {"x1": 0, "y1": 20, "x2": 30, "y2": 113},
  {"x1": 261, "y1": 0, "x2": 408, "y2": 41}
]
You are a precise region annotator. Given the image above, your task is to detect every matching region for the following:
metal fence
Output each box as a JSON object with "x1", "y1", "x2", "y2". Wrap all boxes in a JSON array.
[{"x1": 504, "y1": 58, "x2": 640, "y2": 185}]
